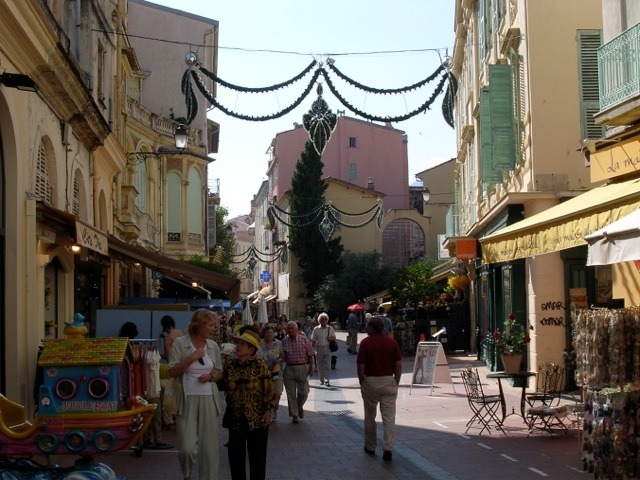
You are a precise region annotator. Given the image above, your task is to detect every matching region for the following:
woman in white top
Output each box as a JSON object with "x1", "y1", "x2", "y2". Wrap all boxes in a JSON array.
[{"x1": 169, "y1": 309, "x2": 223, "y2": 480}]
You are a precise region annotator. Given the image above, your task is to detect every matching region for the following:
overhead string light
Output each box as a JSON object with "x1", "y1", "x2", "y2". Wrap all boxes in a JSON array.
[{"x1": 181, "y1": 52, "x2": 457, "y2": 149}]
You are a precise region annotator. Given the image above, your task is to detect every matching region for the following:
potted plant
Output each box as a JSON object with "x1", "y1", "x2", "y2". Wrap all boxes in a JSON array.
[{"x1": 493, "y1": 313, "x2": 531, "y2": 374}]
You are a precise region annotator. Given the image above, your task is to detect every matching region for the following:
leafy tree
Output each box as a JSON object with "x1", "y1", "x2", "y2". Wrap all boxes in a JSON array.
[
  {"x1": 314, "y1": 251, "x2": 393, "y2": 314},
  {"x1": 289, "y1": 141, "x2": 343, "y2": 296},
  {"x1": 388, "y1": 260, "x2": 438, "y2": 310}
]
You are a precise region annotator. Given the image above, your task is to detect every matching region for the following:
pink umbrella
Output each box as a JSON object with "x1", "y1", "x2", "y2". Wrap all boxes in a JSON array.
[{"x1": 347, "y1": 302, "x2": 365, "y2": 312}]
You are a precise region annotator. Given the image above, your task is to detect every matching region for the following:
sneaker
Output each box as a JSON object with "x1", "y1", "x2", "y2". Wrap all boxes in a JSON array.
[
  {"x1": 292, "y1": 416, "x2": 299, "y2": 424},
  {"x1": 383, "y1": 451, "x2": 392, "y2": 461}
]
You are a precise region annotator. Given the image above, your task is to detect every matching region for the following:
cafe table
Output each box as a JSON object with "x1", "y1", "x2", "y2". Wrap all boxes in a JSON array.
[{"x1": 486, "y1": 371, "x2": 536, "y2": 423}]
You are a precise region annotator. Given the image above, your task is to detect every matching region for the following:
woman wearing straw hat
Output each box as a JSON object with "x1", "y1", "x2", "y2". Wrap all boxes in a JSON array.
[{"x1": 224, "y1": 329, "x2": 276, "y2": 480}]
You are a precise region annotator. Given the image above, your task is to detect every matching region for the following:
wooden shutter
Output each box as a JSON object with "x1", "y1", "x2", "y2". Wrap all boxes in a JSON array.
[
  {"x1": 489, "y1": 64, "x2": 516, "y2": 176},
  {"x1": 578, "y1": 30, "x2": 604, "y2": 140}
]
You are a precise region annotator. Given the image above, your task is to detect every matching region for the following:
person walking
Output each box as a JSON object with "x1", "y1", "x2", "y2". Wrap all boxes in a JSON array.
[
  {"x1": 169, "y1": 309, "x2": 224, "y2": 480},
  {"x1": 160, "y1": 315, "x2": 183, "y2": 430},
  {"x1": 282, "y1": 321, "x2": 315, "y2": 423},
  {"x1": 357, "y1": 315, "x2": 402, "y2": 462},
  {"x1": 259, "y1": 325, "x2": 284, "y2": 419},
  {"x1": 311, "y1": 312, "x2": 336, "y2": 387},
  {"x1": 377, "y1": 305, "x2": 394, "y2": 338},
  {"x1": 347, "y1": 311, "x2": 358, "y2": 354},
  {"x1": 224, "y1": 329, "x2": 276, "y2": 480}
]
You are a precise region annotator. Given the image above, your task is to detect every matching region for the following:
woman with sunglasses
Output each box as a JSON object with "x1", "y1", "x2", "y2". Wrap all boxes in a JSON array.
[{"x1": 169, "y1": 309, "x2": 223, "y2": 480}]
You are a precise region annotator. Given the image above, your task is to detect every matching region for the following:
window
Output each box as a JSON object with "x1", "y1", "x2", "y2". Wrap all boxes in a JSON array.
[
  {"x1": 35, "y1": 141, "x2": 53, "y2": 204},
  {"x1": 349, "y1": 137, "x2": 357, "y2": 148},
  {"x1": 349, "y1": 163, "x2": 357, "y2": 180},
  {"x1": 134, "y1": 161, "x2": 147, "y2": 213},
  {"x1": 167, "y1": 173, "x2": 182, "y2": 242},
  {"x1": 187, "y1": 168, "x2": 203, "y2": 244},
  {"x1": 578, "y1": 30, "x2": 604, "y2": 141},
  {"x1": 480, "y1": 64, "x2": 516, "y2": 184}
]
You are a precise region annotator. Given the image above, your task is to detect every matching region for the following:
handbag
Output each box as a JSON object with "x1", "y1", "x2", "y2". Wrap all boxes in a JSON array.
[{"x1": 329, "y1": 339, "x2": 339, "y2": 352}]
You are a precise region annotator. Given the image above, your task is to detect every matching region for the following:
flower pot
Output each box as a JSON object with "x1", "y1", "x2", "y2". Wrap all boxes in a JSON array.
[{"x1": 500, "y1": 354, "x2": 522, "y2": 374}]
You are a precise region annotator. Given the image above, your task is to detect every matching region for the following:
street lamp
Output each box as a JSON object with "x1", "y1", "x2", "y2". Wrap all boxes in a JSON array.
[
  {"x1": 0, "y1": 72, "x2": 38, "y2": 92},
  {"x1": 174, "y1": 124, "x2": 188, "y2": 152},
  {"x1": 126, "y1": 124, "x2": 190, "y2": 163}
]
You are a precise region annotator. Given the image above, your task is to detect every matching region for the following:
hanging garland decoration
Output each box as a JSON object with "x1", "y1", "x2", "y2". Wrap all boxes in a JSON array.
[
  {"x1": 220, "y1": 245, "x2": 288, "y2": 278},
  {"x1": 326, "y1": 61, "x2": 445, "y2": 94},
  {"x1": 198, "y1": 60, "x2": 317, "y2": 93},
  {"x1": 319, "y1": 67, "x2": 449, "y2": 123},
  {"x1": 189, "y1": 63, "x2": 322, "y2": 122},
  {"x1": 267, "y1": 199, "x2": 383, "y2": 242},
  {"x1": 441, "y1": 72, "x2": 457, "y2": 128},
  {"x1": 180, "y1": 52, "x2": 457, "y2": 127}
]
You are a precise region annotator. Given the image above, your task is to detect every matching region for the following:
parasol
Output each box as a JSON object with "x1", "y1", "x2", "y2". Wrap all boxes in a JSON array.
[
  {"x1": 257, "y1": 295, "x2": 269, "y2": 324},
  {"x1": 242, "y1": 300, "x2": 253, "y2": 326},
  {"x1": 347, "y1": 302, "x2": 365, "y2": 312}
]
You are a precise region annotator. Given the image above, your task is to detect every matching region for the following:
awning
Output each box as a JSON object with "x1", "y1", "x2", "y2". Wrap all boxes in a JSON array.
[
  {"x1": 585, "y1": 208, "x2": 640, "y2": 265},
  {"x1": 480, "y1": 178, "x2": 640, "y2": 263},
  {"x1": 108, "y1": 235, "x2": 240, "y2": 303}
]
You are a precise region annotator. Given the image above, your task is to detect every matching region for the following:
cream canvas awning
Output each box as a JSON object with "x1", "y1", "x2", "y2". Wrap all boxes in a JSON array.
[
  {"x1": 480, "y1": 178, "x2": 640, "y2": 263},
  {"x1": 585, "y1": 208, "x2": 640, "y2": 265}
]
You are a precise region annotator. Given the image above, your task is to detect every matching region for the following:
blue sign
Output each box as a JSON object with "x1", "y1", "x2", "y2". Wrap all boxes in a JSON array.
[{"x1": 260, "y1": 271, "x2": 271, "y2": 282}]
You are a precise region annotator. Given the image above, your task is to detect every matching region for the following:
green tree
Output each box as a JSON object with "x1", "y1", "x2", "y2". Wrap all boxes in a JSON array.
[
  {"x1": 289, "y1": 141, "x2": 343, "y2": 296},
  {"x1": 314, "y1": 251, "x2": 393, "y2": 314},
  {"x1": 388, "y1": 260, "x2": 438, "y2": 310}
]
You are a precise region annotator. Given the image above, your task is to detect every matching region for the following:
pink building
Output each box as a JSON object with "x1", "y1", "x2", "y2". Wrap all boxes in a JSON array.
[{"x1": 268, "y1": 116, "x2": 409, "y2": 211}]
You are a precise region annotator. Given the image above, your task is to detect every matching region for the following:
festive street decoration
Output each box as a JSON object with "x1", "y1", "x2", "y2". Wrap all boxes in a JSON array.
[
  {"x1": 268, "y1": 199, "x2": 383, "y2": 242},
  {"x1": 222, "y1": 245, "x2": 287, "y2": 278},
  {"x1": 302, "y1": 84, "x2": 337, "y2": 155},
  {"x1": 180, "y1": 53, "x2": 457, "y2": 146}
]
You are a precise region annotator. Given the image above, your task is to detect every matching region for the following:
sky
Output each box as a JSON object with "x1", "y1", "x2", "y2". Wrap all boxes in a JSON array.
[{"x1": 146, "y1": 0, "x2": 457, "y2": 218}]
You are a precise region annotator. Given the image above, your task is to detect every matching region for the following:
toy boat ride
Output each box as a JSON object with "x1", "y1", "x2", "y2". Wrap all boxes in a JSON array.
[{"x1": 0, "y1": 334, "x2": 155, "y2": 457}]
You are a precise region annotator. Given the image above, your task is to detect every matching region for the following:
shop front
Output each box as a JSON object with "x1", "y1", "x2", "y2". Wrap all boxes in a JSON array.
[{"x1": 479, "y1": 178, "x2": 640, "y2": 378}]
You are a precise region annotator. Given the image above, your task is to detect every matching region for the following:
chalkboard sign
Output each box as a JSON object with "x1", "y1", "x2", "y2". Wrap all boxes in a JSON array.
[{"x1": 410, "y1": 341, "x2": 454, "y2": 395}]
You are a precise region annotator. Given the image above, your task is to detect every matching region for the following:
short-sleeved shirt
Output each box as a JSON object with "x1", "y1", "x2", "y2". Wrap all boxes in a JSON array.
[
  {"x1": 357, "y1": 332, "x2": 402, "y2": 377},
  {"x1": 311, "y1": 325, "x2": 335, "y2": 347},
  {"x1": 282, "y1": 334, "x2": 315, "y2": 365}
]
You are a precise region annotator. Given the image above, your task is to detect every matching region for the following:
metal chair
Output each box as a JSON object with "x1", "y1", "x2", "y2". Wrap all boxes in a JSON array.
[
  {"x1": 461, "y1": 367, "x2": 506, "y2": 436},
  {"x1": 525, "y1": 363, "x2": 569, "y2": 436}
]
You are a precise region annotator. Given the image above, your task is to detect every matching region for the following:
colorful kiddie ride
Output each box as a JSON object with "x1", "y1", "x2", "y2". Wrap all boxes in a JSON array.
[{"x1": 0, "y1": 315, "x2": 155, "y2": 479}]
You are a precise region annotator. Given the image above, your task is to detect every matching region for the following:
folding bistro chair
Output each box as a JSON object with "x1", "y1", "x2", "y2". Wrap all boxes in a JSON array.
[
  {"x1": 525, "y1": 362, "x2": 569, "y2": 436},
  {"x1": 461, "y1": 367, "x2": 506, "y2": 436}
]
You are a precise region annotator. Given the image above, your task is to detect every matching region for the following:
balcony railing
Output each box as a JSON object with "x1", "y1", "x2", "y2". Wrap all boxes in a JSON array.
[{"x1": 599, "y1": 23, "x2": 640, "y2": 111}]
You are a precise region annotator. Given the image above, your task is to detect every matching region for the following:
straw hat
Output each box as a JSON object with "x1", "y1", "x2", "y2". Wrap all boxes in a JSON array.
[{"x1": 233, "y1": 329, "x2": 260, "y2": 350}]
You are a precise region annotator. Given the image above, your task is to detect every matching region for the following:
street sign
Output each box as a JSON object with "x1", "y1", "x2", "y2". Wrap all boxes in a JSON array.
[{"x1": 260, "y1": 271, "x2": 271, "y2": 282}]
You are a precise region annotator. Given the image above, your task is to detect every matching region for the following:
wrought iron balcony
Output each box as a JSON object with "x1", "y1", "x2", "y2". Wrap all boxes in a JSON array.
[{"x1": 597, "y1": 23, "x2": 640, "y2": 125}]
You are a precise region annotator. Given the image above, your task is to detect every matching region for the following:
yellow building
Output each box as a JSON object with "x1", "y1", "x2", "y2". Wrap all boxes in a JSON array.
[{"x1": 449, "y1": 0, "x2": 602, "y2": 373}]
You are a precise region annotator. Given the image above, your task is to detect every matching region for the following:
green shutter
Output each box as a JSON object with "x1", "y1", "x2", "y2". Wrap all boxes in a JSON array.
[
  {"x1": 578, "y1": 30, "x2": 604, "y2": 140},
  {"x1": 489, "y1": 64, "x2": 516, "y2": 177},
  {"x1": 480, "y1": 88, "x2": 500, "y2": 182}
]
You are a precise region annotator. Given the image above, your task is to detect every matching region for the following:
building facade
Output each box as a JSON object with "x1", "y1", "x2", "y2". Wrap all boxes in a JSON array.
[
  {"x1": 0, "y1": 0, "x2": 237, "y2": 408},
  {"x1": 449, "y1": 0, "x2": 603, "y2": 375}
]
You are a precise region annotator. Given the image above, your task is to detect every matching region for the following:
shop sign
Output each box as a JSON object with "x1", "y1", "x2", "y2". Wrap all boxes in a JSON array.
[
  {"x1": 590, "y1": 137, "x2": 640, "y2": 183},
  {"x1": 455, "y1": 238, "x2": 477, "y2": 260},
  {"x1": 75, "y1": 221, "x2": 108, "y2": 255}
]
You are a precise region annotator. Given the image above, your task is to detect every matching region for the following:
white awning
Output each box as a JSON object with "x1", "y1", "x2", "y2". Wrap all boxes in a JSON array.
[{"x1": 585, "y1": 208, "x2": 640, "y2": 266}]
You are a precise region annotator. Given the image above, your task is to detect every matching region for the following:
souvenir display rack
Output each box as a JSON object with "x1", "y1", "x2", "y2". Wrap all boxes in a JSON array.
[{"x1": 573, "y1": 307, "x2": 640, "y2": 478}]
